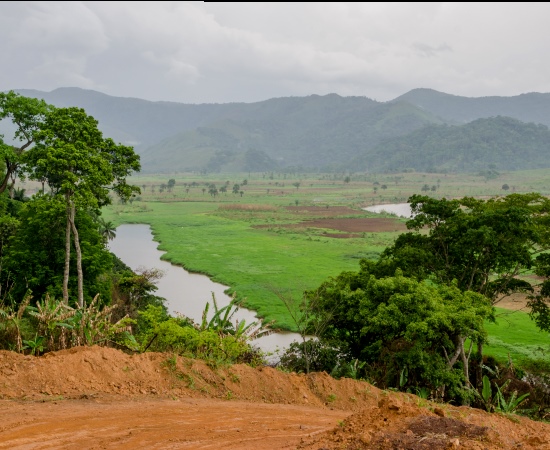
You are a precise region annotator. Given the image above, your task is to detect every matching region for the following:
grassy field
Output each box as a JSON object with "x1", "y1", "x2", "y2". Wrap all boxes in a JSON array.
[
  {"x1": 102, "y1": 169, "x2": 550, "y2": 365},
  {"x1": 485, "y1": 308, "x2": 550, "y2": 371},
  {"x1": 484, "y1": 308, "x2": 550, "y2": 370}
]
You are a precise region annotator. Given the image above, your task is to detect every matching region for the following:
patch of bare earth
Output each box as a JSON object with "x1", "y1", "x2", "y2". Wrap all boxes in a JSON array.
[
  {"x1": 254, "y1": 206, "x2": 407, "y2": 238},
  {"x1": 1, "y1": 347, "x2": 549, "y2": 449}
]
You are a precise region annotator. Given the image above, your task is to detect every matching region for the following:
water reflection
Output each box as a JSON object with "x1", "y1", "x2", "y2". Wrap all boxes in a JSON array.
[{"x1": 109, "y1": 224, "x2": 300, "y2": 355}]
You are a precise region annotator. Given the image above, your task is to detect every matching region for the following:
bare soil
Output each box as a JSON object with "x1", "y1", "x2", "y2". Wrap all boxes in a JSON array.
[
  {"x1": 255, "y1": 206, "x2": 407, "y2": 238},
  {"x1": 1, "y1": 346, "x2": 549, "y2": 449}
]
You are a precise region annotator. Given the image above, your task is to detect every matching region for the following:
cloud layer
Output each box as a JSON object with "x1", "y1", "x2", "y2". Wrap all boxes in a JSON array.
[{"x1": 1, "y1": 2, "x2": 549, "y2": 103}]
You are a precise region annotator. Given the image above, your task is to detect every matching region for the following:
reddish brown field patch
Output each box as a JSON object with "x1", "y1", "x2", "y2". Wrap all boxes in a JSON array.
[
  {"x1": 255, "y1": 217, "x2": 407, "y2": 235},
  {"x1": 285, "y1": 205, "x2": 363, "y2": 216}
]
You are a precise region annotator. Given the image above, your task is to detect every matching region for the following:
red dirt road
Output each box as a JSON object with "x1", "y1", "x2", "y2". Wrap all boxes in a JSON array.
[{"x1": 0, "y1": 398, "x2": 346, "y2": 449}]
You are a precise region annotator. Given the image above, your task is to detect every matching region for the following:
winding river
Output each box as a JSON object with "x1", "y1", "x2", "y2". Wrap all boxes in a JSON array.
[
  {"x1": 108, "y1": 224, "x2": 302, "y2": 356},
  {"x1": 109, "y1": 204, "x2": 409, "y2": 356}
]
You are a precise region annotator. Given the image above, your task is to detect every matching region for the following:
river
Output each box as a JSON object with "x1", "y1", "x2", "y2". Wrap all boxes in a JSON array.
[
  {"x1": 108, "y1": 224, "x2": 302, "y2": 356},
  {"x1": 109, "y1": 204, "x2": 408, "y2": 356}
]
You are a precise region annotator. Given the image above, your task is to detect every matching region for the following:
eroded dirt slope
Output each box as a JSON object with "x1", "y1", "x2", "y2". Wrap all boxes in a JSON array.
[{"x1": 0, "y1": 346, "x2": 549, "y2": 449}]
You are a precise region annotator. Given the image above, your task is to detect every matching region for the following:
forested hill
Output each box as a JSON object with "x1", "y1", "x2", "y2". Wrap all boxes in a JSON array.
[
  {"x1": 348, "y1": 116, "x2": 550, "y2": 173},
  {"x1": 139, "y1": 96, "x2": 442, "y2": 173},
  {"x1": 10, "y1": 87, "x2": 550, "y2": 173}
]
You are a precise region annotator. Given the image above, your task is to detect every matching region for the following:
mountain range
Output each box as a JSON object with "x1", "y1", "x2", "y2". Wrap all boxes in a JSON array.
[{"x1": 9, "y1": 87, "x2": 550, "y2": 174}]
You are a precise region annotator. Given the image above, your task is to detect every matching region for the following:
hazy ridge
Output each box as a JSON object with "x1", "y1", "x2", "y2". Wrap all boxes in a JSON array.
[{"x1": 10, "y1": 87, "x2": 550, "y2": 173}]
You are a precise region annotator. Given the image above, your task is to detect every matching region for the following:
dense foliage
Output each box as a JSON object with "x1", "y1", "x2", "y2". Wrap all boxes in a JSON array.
[{"x1": 280, "y1": 193, "x2": 550, "y2": 409}]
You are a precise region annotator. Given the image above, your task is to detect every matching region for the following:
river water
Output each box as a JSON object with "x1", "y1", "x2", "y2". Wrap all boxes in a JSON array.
[
  {"x1": 363, "y1": 203, "x2": 412, "y2": 218},
  {"x1": 108, "y1": 224, "x2": 302, "y2": 356}
]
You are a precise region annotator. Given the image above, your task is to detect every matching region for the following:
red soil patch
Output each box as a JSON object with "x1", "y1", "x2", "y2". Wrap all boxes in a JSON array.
[
  {"x1": 257, "y1": 206, "x2": 409, "y2": 236},
  {"x1": 285, "y1": 206, "x2": 363, "y2": 216},
  {"x1": 1, "y1": 346, "x2": 549, "y2": 449},
  {"x1": 254, "y1": 217, "x2": 407, "y2": 236}
]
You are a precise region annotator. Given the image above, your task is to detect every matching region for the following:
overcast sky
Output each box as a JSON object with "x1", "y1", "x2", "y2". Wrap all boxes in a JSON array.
[{"x1": 1, "y1": 2, "x2": 549, "y2": 104}]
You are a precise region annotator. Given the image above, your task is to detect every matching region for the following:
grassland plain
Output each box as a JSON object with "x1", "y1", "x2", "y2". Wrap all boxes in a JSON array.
[
  {"x1": 485, "y1": 308, "x2": 550, "y2": 368},
  {"x1": 103, "y1": 170, "x2": 550, "y2": 365}
]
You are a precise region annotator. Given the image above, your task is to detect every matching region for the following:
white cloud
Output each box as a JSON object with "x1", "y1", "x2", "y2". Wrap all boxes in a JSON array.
[{"x1": 1, "y1": 2, "x2": 550, "y2": 103}]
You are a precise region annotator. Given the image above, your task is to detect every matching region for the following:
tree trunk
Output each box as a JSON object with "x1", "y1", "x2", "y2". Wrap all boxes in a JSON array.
[
  {"x1": 69, "y1": 202, "x2": 84, "y2": 308},
  {"x1": 476, "y1": 341, "x2": 484, "y2": 390},
  {"x1": 63, "y1": 194, "x2": 72, "y2": 304},
  {"x1": 459, "y1": 337, "x2": 471, "y2": 406},
  {"x1": 459, "y1": 337, "x2": 469, "y2": 383}
]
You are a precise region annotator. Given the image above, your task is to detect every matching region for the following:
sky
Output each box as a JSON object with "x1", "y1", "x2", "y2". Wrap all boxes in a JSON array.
[{"x1": 1, "y1": 2, "x2": 550, "y2": 104}]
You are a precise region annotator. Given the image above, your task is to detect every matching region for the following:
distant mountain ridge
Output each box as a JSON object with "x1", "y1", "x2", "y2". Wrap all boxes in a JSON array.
[
  {"x1": 8, "y1": 86, "x2": 550, "y2": 173},
  {"x1": 393, "y1": 88, "x2": 550, "y2": 127}
]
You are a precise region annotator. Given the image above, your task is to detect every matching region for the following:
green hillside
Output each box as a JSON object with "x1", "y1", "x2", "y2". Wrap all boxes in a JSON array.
[
  {"x1": 140, "y1": 97, "x2": 443, "y2": 172},
  {"x1": 350, "y1": 116, "x2": 550, "y2": 173}
]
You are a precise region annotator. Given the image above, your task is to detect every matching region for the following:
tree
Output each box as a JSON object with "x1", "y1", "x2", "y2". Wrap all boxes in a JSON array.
[
  {"x1": 2, "y1": 194, "x2": 112, "y2": 304},
  {"x1": 97, "y1": 217, "x2": 117, "y2": 243},
  {"x1": 379, "y1": 194, "x2": 550, "y2": 304},
  {"x1": 24, "y1": 106, "x2": 140, "y2": 307},
  {"x1": 232, "y1": 184, "x2": 240, "y2": 195},
  {"x1": 167, "y1": 179, "x2": 176, "y2": 192},
  {"x1": 371, "y1": 193, "x2": 550, "y2": 385},
  {"x1": 0, "y1": 91, "x2": 52, "y2": 195},
  {"x1": 272, "y1": 285, "x2": 334, "y2": 374},
  {"x1": 502, "y1": 184, "x2": 510, "y2": 191},
  {"x1": 305, "y1": 267, "x2": 492, "y2": 399}
]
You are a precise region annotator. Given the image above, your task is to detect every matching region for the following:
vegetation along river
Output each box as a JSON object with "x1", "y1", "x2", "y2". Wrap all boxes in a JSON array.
[{"x1": 109, "y1": 224, "x2": 301, "y2": 356}]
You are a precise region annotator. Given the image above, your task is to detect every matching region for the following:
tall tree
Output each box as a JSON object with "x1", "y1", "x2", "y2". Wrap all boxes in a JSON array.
[{"x1": 24, "y1": 106, "x2": 140, "y2": 307}]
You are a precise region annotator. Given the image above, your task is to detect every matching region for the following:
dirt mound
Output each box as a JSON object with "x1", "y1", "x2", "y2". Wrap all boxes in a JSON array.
[
  {"x1": 0, "y1": 346, "x2": 378, "y2": 408},
  {"x1": 299, "y1": 395, "x2": 550, "y2": 449},
  {"x1": 1, "y1": 346, "x2": 550, "y2": 449}
]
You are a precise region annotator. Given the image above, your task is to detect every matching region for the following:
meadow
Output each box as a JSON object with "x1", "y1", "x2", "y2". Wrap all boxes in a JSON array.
[{"x1": 101, "y1": 169, "x2": 550, "y2": 367}]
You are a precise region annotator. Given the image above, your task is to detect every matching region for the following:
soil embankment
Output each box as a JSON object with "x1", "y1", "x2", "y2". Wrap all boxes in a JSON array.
[{"x1": 1, "y1": 346, "x2": 549, "y2": 449}]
